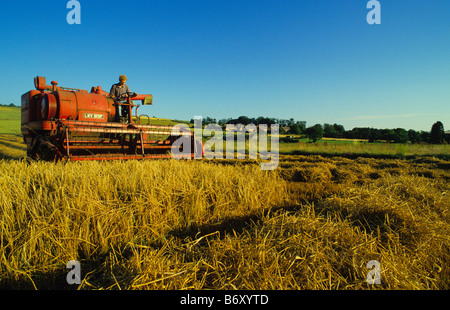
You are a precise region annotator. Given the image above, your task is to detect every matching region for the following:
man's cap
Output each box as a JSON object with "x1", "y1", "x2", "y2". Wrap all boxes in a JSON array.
[{"x1": 119, "y1": 75, "x2": 127, "y2": 81}]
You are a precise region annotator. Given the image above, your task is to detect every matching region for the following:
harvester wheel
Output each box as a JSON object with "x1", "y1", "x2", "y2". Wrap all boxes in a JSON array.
[{"x1": 29, "y1": 135, "x2": 59, "y2": 162}]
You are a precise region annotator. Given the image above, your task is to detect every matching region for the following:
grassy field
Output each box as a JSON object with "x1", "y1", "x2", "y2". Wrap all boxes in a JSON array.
[
  {"x1": 201, "y1": 135, "x2": 450, "y2": 161},
  {"x1": 134, "y1": 116, "x2": 192, "y2": 127},
  {"x1": 0, "y1": 108, "x2": 449, "y2": 289},
  {"x1": 279, "y1": 140, "x2": 450, "y2": 159},
  {"x1": 0, "y1": 107, "x2": 21, "y2": 135}
]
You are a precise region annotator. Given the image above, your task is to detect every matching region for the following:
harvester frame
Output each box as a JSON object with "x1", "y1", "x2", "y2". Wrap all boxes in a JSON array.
[{"x1": 21, "y1": 76, "x2": 202, "y2": 161}]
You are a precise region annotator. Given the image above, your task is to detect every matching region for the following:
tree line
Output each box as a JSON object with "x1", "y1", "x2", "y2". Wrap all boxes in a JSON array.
[
  {"x1": 321, "y1": 121, "x2": 446, "y2": 144},
  {"x1": 0, "y1": 103, "x2": 18, "y2": 107},
  {"x1": 192, "y1": 117, "x2": 448, "y2": 144}
]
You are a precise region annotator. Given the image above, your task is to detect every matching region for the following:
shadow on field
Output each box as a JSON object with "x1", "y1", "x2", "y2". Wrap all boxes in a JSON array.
[
  {"x1": 312, "y1": 201, "x2": 420, "y2": 248},
  {"x1": 0, "y1": 250, "x2": 129, "y2": 290},
  {"x1": 168, "y1": 204, "x2": 311, "y2": 242},
  {"x1": 168, "y1": 182, "x2": 425, "y2": 252},
  {"x1": 0, "y1": 134, "x2": 26, "y2": 160},
  {"x1": 169, "y1": 213, "x2": 263, "y2": 240},
  {"x1": 0, "y1": 271, "x2": 74, "y2": 290},
  {"x1": 0, "y1": 153, "x2": 24, "y2": 161}
]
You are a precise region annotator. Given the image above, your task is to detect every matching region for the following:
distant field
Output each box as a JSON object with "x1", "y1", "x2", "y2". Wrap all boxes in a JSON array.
[
  {"x1": 203, "y1": 137, "x2": 450, "y2": 160},
  {"x1": 279, "y1": 140, "x2": 450, "y2": 159},
  {"x1": 133, "y1": 116, "x2": 192, "y2": 127},
  {"x1": 0, "y1": 107, "x2": 25, "y2": 159},
  {"x1": 0, "y1": 107, "x2": 21, "y2": 135}
]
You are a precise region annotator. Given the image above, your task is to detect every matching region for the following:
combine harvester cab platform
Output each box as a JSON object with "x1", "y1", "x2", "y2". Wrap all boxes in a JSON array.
[{"x1": 21, "y1": 76, "x2": 203, "y2": 161}]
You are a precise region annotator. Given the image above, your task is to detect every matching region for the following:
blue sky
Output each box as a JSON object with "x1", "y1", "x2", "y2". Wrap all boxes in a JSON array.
[{"x1": 0, "y1": 0, "x2": 448, "y2": 131}]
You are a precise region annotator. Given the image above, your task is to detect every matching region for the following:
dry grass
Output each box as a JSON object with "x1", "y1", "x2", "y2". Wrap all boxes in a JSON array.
[
  {"x1": 0, "y1": 137, "x2": 449, "y2": 289},
  {"x1": 0, "y1": 159, "x2": 288, "y2": 289}
]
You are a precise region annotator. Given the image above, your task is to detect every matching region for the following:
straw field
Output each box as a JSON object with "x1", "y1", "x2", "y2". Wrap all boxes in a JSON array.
[
  {"x1": 0, "y1": 107, "x2": 448, "y2": 289},
  {"x1": 0, "y1": 148, "x2": 449, "y2": 289}
]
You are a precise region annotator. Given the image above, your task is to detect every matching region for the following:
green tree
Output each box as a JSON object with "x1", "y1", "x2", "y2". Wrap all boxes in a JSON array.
[
  {"x1": 393, "y1": 128, "x2": 409, "y2": 143},
  {"x1": 380, "y1": 129, "x2": 395, "y2": 142},
  {"x1": 289, "y1": 123, "x2": 301, "y2": 135},
  {"x1": 323, "y1": 123, "x2": 337, "y2": 138},
  {"x1": 408, "y1": 129, "x2": 422, "y2": 144},
  {"x1": 430, "y1": 121, "x2": 445, "y2": 144},
  {"x1": 297, "y1": 121, "x2": 307, "y2": 133},
  {"x1": 420, "y1": 131, "x2": 431, "y2": 143},
  {"x1": 235, "y1": 116, "x2": 250, "y2": 125},
  {"x1": 368, "y1": 129, "x2": 382, "y2": 143},
  {"x1": 204, "y1": 116, "x2": 216, "y2": 125},
  {"x1": 350, "y1": 127, "x2": 372, "y2": 140},
  {"x1": 333, "y1": 124, "x2": 345, "y2": 138},
  {"x1": 306, "y1": 124, "x2": 324, "y2": 142}
]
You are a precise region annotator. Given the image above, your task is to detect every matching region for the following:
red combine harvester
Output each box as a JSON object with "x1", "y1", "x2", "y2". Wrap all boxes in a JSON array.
[{"x1": 21, "y1": 76, "x2": 202, "y2": 161}]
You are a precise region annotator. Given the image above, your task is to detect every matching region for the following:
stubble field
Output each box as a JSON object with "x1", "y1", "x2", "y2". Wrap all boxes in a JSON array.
[
  {"x1": 0, "y1": 107, "x2": 449, "y2": 289},
  {"x1": 0, "y1": 137, "x2": 449, "y2": 289}
]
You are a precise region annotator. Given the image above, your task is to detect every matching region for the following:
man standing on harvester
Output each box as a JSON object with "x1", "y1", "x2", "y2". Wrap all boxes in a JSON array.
[{"x1": 109, "y1": 75, "x2": 137, "y2": 122}]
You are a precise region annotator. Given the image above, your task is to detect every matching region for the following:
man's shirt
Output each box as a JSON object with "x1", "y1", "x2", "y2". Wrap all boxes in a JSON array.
[{"x1": 110, "y1": 83, "x2": 132, "y2": 101}]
